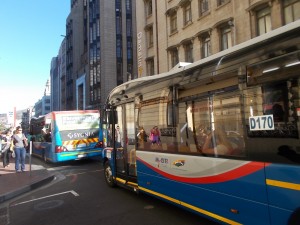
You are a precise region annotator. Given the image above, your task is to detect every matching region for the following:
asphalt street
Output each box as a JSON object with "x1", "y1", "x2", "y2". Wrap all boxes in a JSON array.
[{"x1": 1, "y1": 158, "x2": 219, "y2": 225}]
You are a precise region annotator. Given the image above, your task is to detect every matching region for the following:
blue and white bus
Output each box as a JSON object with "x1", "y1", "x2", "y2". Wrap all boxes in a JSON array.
[
  {"x1": 29, "y1": 110, "x2": 103, "y2": 163},
  {"x1": 101, "y1": 20, "x2": 300, "y2": 225}
]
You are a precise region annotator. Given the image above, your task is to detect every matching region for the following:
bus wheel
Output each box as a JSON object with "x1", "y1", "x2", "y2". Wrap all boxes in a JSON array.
[{"x1": 104, "y1": 161, "x2": 115, "y2": 187}]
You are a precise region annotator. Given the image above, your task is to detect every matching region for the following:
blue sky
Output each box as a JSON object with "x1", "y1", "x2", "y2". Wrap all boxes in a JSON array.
[{"x1": 0, "y1": 0, "x2": 70, "y2": 113}]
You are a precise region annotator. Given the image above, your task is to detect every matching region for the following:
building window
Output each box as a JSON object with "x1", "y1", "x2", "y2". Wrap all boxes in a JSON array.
[
  {"x1": 116, "y1": 39, "x2": 122, "y2": 58},
  {"x1": 170, "y1": 48, "x2": 179, "y2": 68},
  {"x1": 126, "y1": 18, "x2": 132, "y2": 36},
  {"x1": 217, "y1": 0, "x2": 227, "y2": 7},
  {"x1": 220, "y1": 26, "x2": 232, "y2": 50},
  {"x1": 146, "y1": 0, "x2": 152, "y2": 17},
  {"x1": 257, "y1": 7, "x2": 271, "y2": 36},
  {"x1": 200, "y1": 33, "x2": 211, "y2": 58},
  {"x1": 117, "y1": 62, "x2": 123, "y2": 85},
  {"x1": 199, "y1": 0, "x2": 209, "y2": 16},
  {"x1": 146, "y1": 26, "x2": 153, "y2": 48},
  {"x1": 116, "y1": 15, "x2": 122, "y2": 34},
  {"x1": 283, "y1": 0, "x2": 300, "y2": 24},
  {"x1": 146, "y1": 58, "x2": 155, "y2": 76},
  {"x1": 184, "y1": 42, "x2": 193, "y2": 63},
  {"x1": 170, "y1": 12, "x2": 177, "y2": 34},
  {"x1": 183, "y1": 2, "x2": 192, "y2": 26},
  {"x1": 126, "y1": 0, "x2": 132, "y2": 11}
]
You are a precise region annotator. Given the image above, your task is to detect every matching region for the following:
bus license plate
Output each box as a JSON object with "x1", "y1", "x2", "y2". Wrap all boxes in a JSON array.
[{"x1": 78, "y1": 154, "x2": 87, "y2": 158}]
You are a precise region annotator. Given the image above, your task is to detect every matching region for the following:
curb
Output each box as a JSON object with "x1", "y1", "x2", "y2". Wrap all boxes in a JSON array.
[{"x1": 0, "y1": 174, "x2": 55, "y2": 203}]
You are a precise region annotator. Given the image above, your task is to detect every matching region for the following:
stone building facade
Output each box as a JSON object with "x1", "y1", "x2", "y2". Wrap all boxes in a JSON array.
[{"x1": 136, "y1": 0, "x2": 300, "y2": 77}]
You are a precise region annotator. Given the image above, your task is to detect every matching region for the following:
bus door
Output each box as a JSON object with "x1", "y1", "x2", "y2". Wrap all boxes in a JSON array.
[
  {"x1": 114, "y1": 102, "x2": 137, "y2": 180},
  {"x1": 114, "y1": 105, "x2": 126, "y2": 176},
  {"x1": 124, "y1": 102, "x2": 136, "y2": 177}
]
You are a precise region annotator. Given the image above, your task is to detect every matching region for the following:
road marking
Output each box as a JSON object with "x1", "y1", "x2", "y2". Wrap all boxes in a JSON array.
[
  {"x1": 65, "y1": 169, "x2": 103, "y2": 177},
  {"x1": 11, "y1": 190, "x2": 79, "y2": 207}
]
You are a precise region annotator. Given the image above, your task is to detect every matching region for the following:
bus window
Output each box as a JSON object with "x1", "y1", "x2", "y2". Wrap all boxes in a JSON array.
[
  {"x1": 103, "y1": 110, "x2": 112, "y2": 148},
  {"x1": 44, "y1": 129, "x2": 52, "y2": 142},
  {"x1": 136, "y1": 88, "x2": 171, "y2": 151},
  {"x1": 244, "y1": 79, "x2": 300, "y2": 164},
  {"x1": 125, "y1": 102, "x2": 136, "y2": 176},
  {"x1": 178, "y1": 91, "x2": 245, "y2": 157},
  {"x1": 102, "y1": 107, "x2": 122, "y2": 149},
  {"x1": 115, "y1": 106, "x2": 124, "y2": 148}
]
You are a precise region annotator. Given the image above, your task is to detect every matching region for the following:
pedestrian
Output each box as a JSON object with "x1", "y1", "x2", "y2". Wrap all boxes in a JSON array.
[
  {"x1": 150, "y1": 126, "x2": 161, "y2": 146},
  {"x1": 44, "y1": 129, "x2": 52, "y2": 142},
  {"x1": 137, "y1": 127, "x2": 148, "y2": 148},
  {"x1": 11, "y1": 126, "x2": 28, "y2": 172},
  {"x1": 2, "y1": 130, "x2": 12, "y2": 168}
]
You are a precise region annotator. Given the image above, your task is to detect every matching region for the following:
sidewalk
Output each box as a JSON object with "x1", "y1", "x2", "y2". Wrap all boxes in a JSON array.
[{"x1": 0, "y1": 156, "x2": 55, "y2": 203}]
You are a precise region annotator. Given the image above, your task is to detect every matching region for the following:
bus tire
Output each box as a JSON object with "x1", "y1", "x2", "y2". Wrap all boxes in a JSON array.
[{"x1": 104, "y1": 160, "x2": 115, "y2": 187}]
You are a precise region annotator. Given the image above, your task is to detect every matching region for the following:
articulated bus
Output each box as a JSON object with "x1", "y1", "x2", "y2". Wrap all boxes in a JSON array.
[
  {"x1": 101, "y1": 20, "x2": 300, "y2": 225},
  {"x1": 29, "y1": 110, "x2": 103, "y2": 163}
]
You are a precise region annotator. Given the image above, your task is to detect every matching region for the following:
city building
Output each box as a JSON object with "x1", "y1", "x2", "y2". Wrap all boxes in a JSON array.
[
  {"x1": 64, "y1": 0, "x2": 137, "y2": 111},
  {"x1": 0, "y1": 108, "x2": 31, "y2": 131},
  {"x1": 30, "y1": 0, "x2": 299, "y2": 116},
  {"x1": 65, "y1": 0, "x2": 87, "y2": 110},
  {"x1": 34, "y1": 80, "x2": 51, "y2": 117},
  {"x1": 50, "y1": 57, "x2": 60, "y2": 111},
  {"x1": 35, "y1": 0, "x2": 137, "y2": 114},
  {"x1": 0, "y1": 113, "x2": 8, "y2": 131},
  {"x1": 136, "y1": 0, "x2": 300, "y2": 76},
  {"x1": 58, "y1": 37, "x2": 67, "y2": 111}
]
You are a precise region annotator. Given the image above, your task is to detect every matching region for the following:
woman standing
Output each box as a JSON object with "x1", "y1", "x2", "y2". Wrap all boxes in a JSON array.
[
  {"x1": 11, "y1": 126, "x2": 28, "y2": 172},
  {"x1": 2, "y1": 130, "x2": 12, "y2": 168},
  {"x1": 137, "y1": 127, "x2": 148, "y2": 148},
  {"x1": 150, "y1": 126, "x2": 161, "y2": 146}
]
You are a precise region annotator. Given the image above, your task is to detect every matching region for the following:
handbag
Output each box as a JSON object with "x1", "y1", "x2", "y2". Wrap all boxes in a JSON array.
[
  {"x1": 23, "y1": 139, "x2": 28, "y2": 148},
  {"x1": 23, "y1": 139, "x2": 29, "y2": 152}
]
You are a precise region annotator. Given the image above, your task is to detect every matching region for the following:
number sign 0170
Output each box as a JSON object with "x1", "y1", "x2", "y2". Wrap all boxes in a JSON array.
[{"x1": 249, "y1": 115, "x2": 274, "y2": 131}]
